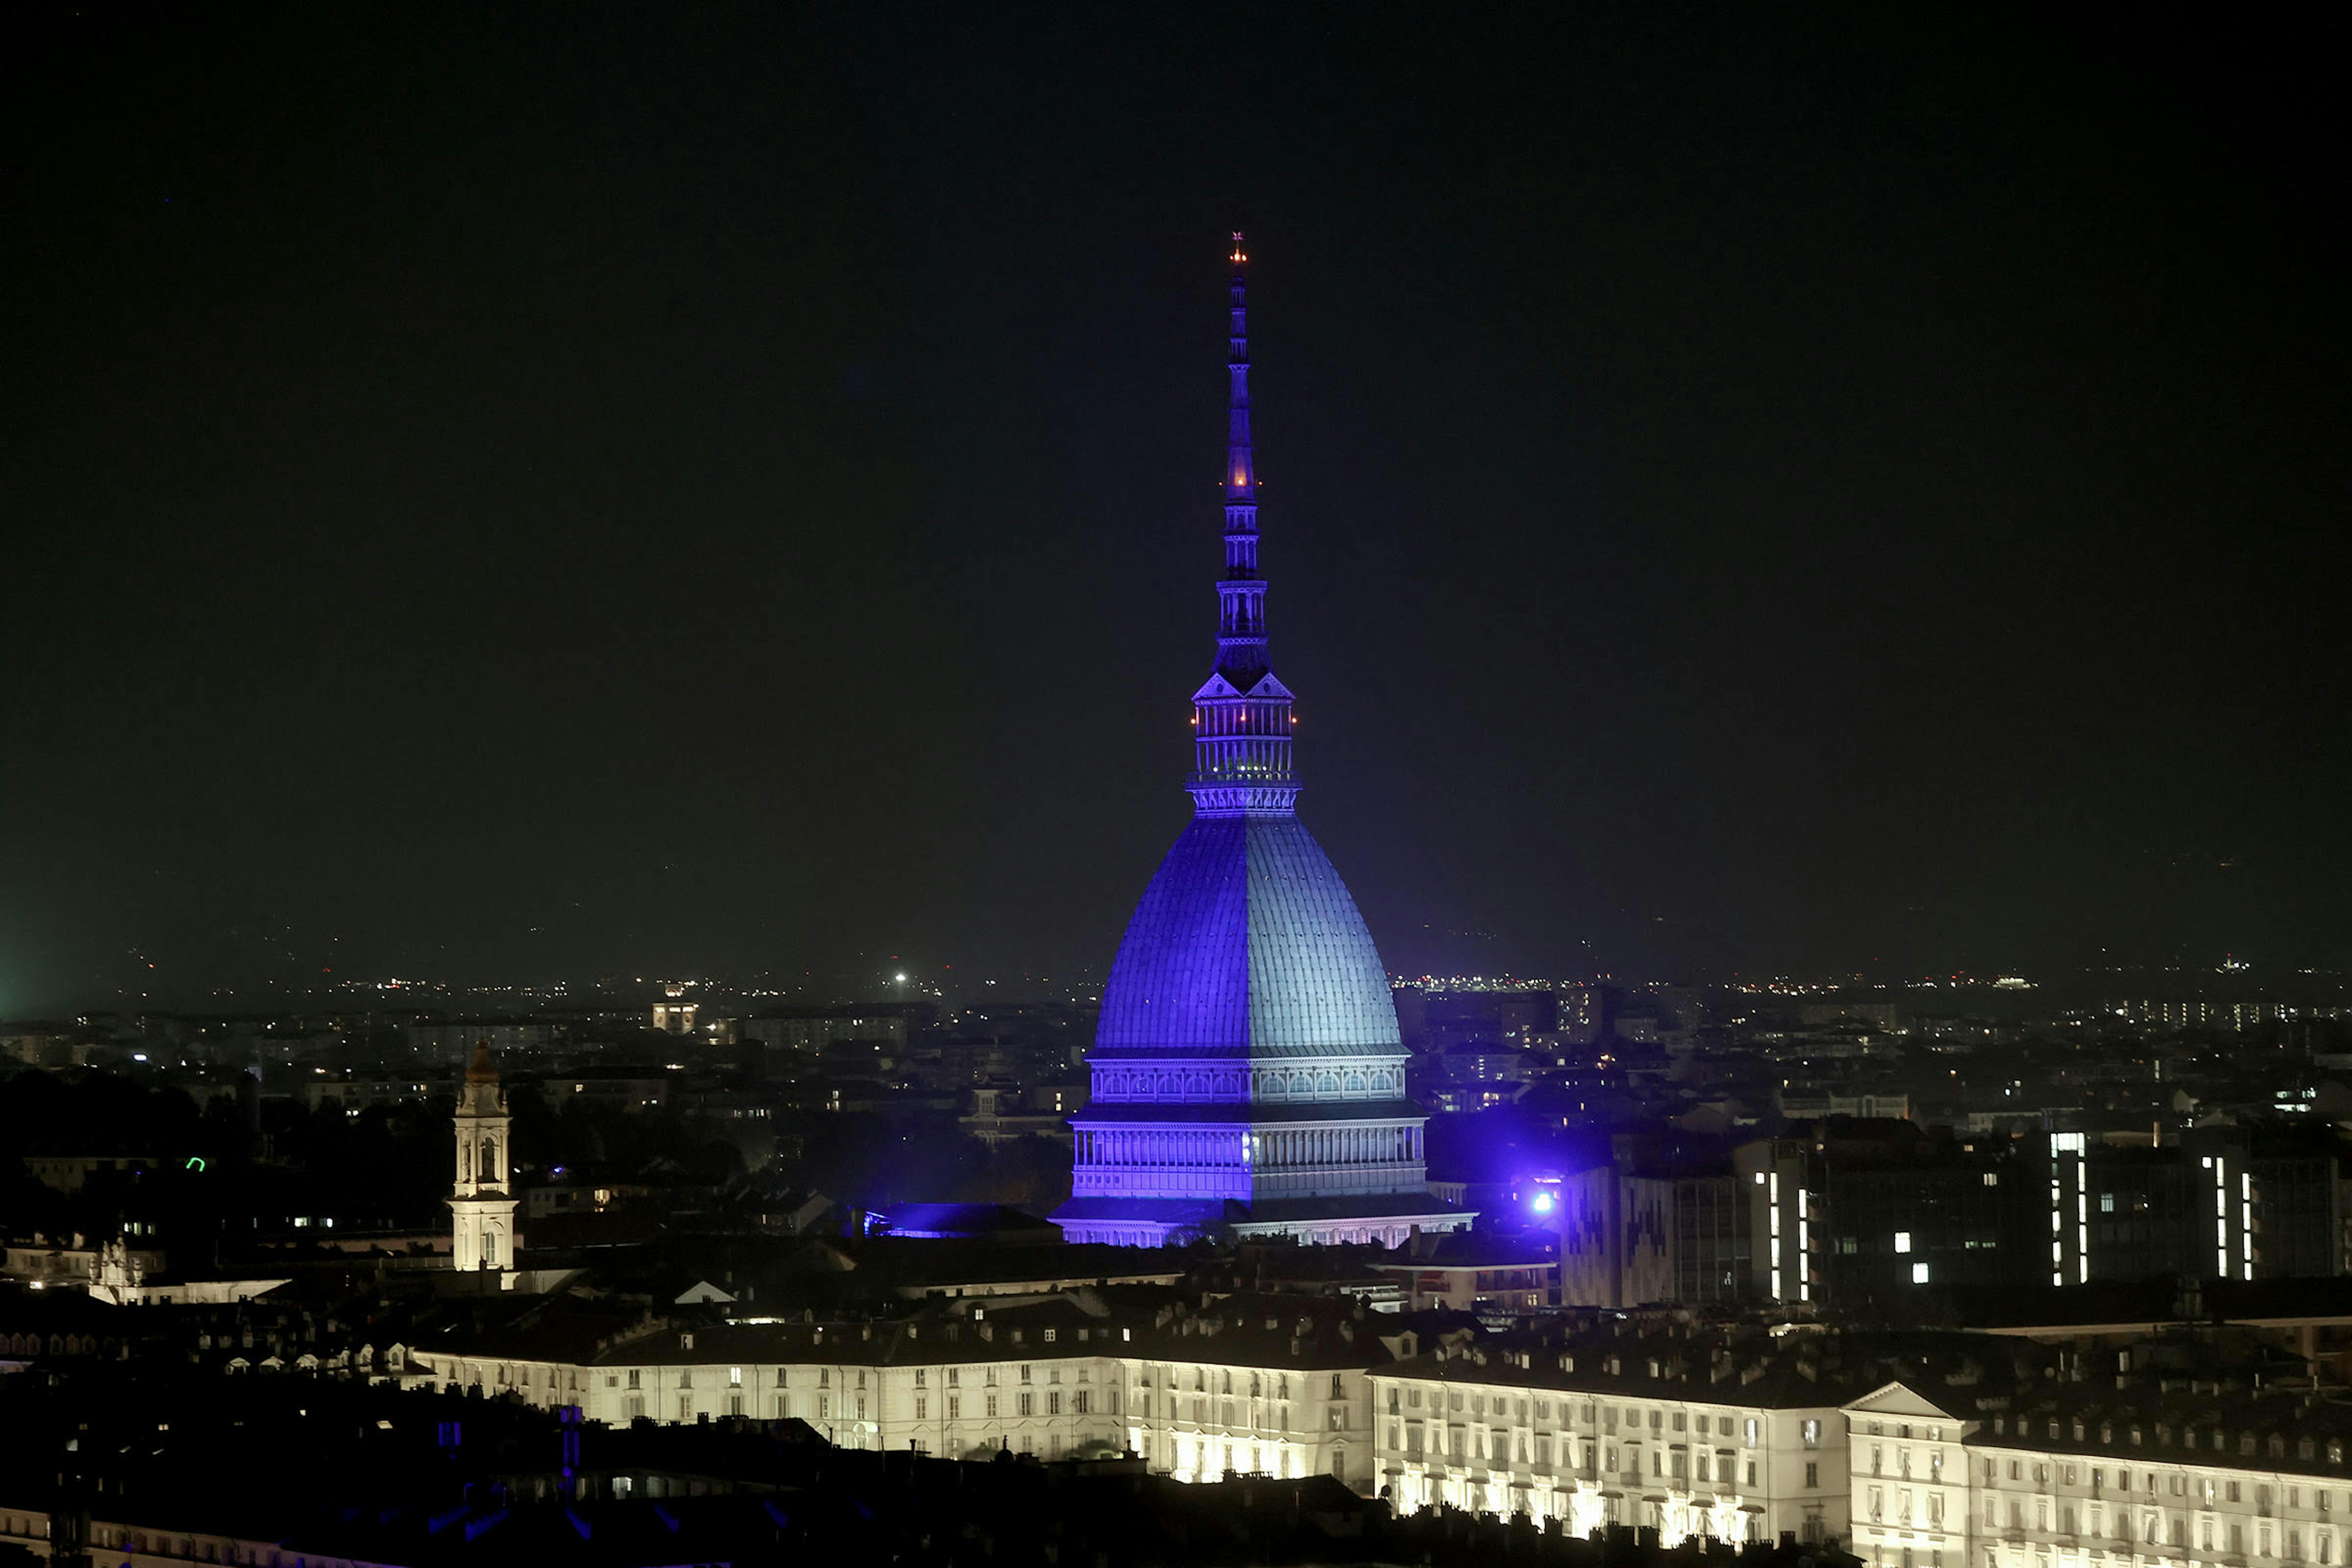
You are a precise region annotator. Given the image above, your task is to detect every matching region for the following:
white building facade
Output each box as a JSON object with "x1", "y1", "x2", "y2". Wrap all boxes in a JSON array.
[
  {"x1": 1366, "y1": 1337, "x2": 1844, "y2": 1542},
  {"x1": 404, "y1": 1296, "x2": 1385, "y2": 1490},
  {"x1": 1844, "y1": 1378, "x2": 2352, "y2": 1568}
]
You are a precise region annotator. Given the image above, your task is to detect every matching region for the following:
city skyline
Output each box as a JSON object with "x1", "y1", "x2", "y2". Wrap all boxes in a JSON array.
[
  {"x1": 4, "y1": 7, "x2": 2343, "y2": 1014},
  {"x1": 5, "y1": 9, "x2": 2350, "y2": 1557}
]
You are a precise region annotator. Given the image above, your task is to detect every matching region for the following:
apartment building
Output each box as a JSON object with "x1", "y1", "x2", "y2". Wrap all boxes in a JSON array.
[
  {"x1": 1845, "y1": 1365, "x2": 2352, "y2": 1568},
  {"x1": 1364, "y1": 1320, "x2": 1850, "y2": 1541},
  {"x1": 402, "y1": 1291, "x2": 1393, "y2": 1490}
]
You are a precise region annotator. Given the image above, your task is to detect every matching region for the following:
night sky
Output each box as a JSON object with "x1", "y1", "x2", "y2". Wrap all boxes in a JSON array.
[{"x1": 3, "y1": 4, "x2": 2343, "y2": 1012}]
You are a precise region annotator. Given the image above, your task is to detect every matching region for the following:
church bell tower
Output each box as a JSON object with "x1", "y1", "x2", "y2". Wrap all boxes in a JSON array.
[{"x1": 449, "y1": 1040, "x2": 517, "y2": 1274}]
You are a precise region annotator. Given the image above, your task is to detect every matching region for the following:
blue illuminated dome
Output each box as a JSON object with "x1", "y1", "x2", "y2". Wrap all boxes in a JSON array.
[
  {"x1": 1049, "y1": 236, "x2": 1470, "y2": 1248},
  {"x1": 1095, "y1": 814, "x2": 1402, "y2": 1060}
]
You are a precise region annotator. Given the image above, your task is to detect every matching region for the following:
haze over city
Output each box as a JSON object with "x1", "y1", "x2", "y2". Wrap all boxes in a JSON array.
[{"x1": 6, "y1": 6, "x2": 2343, "y2": 1016}]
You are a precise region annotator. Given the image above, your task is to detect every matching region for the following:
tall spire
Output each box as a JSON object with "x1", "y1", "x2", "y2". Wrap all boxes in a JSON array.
[
  {"x1": 1189, "y1": 233, "x2": 1298, "y2": 816},
  {"x1": 1218, "y1": 232, "x2": 1260, "y2": 678}
]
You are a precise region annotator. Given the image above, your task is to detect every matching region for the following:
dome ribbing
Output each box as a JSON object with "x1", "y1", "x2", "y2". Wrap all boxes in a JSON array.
[{"x1": 1094, "y1": 814, "x2": 1401, "y2": 1059}]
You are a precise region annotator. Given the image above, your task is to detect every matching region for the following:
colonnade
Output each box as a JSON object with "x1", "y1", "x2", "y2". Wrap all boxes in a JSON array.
[
  {"x1": 1194, "y1": 736, "x2": 1291, "y2": 778},
  {"x1": 1074, "y1": 1124, "x2": 1424, "y2": 1169}
]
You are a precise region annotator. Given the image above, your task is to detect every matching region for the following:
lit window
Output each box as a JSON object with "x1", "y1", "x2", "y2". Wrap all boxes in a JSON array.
[{"x1": 1893, "y1": 1232, "x2": 1912, "y2": 1253}]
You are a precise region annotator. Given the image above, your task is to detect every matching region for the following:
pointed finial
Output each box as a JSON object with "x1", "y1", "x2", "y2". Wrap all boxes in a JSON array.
[
  {"x1": 466, "y1": 1038, "x2": 498, "y2": 1084},
  {"x1": 1187, "y1": 230, "x2": 1295, "y2": 815}
]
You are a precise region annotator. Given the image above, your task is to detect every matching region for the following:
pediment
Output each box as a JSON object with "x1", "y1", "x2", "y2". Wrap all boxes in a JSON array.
[{"x1": 1844, "y1": 1380, "x2": 1966, "y2": 1421}]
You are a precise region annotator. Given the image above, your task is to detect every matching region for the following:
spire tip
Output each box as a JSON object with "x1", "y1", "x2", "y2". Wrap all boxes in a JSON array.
[{"x1": 1230, "y1": 231, "x2": 1247, "y2": 265}]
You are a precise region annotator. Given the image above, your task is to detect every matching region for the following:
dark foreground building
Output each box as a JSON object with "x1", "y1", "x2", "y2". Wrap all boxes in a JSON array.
[{"x1": 0, "y1": 1370, "x2": 1859, "y2": 1568}]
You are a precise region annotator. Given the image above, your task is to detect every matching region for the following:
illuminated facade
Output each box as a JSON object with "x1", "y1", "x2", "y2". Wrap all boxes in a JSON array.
[
  {"x1": 1846, "y1": 1378, "x2": 2352, "y2": 1568},
  {"x1": 1049, "y1": 237, "x2": 1466, "y2": 1247},
  {"x1": 404, "y1": 1293, "x2": 1384, "y2": 1489},
  {"x1": 449, "y1": 1041, "x2": 517, "y2": 1275},
  {"x1": 1366, "y1": 1330, "x2": 1843, "y2": 1542}
]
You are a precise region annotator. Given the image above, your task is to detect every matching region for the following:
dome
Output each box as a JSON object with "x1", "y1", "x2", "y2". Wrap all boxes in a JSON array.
[{"x1": 1094, "y1": 813, "x2": 1402, "y2": 1059}]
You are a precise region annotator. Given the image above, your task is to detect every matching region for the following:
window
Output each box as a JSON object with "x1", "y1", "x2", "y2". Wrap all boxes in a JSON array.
[
  {"x1": 1803, "y1": 1419, "x2": 1821, "y2": 1449},
  {"x1": 1895, "y1": 1232, "x2": 1913, "y2": 1253},
  {"x1": 1806, "y1": 1462, "x2": 1820, "y2": 1489},
  {"x1": 947, "y1": 1394, "x2": 960, "y2": 1419},
  {"x1": 916, "y1": 1396, "x2": 927, "y2": 1420},
  {"x1": 728, "y1": 1366, "x2": 742, "y2": 1386}
]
